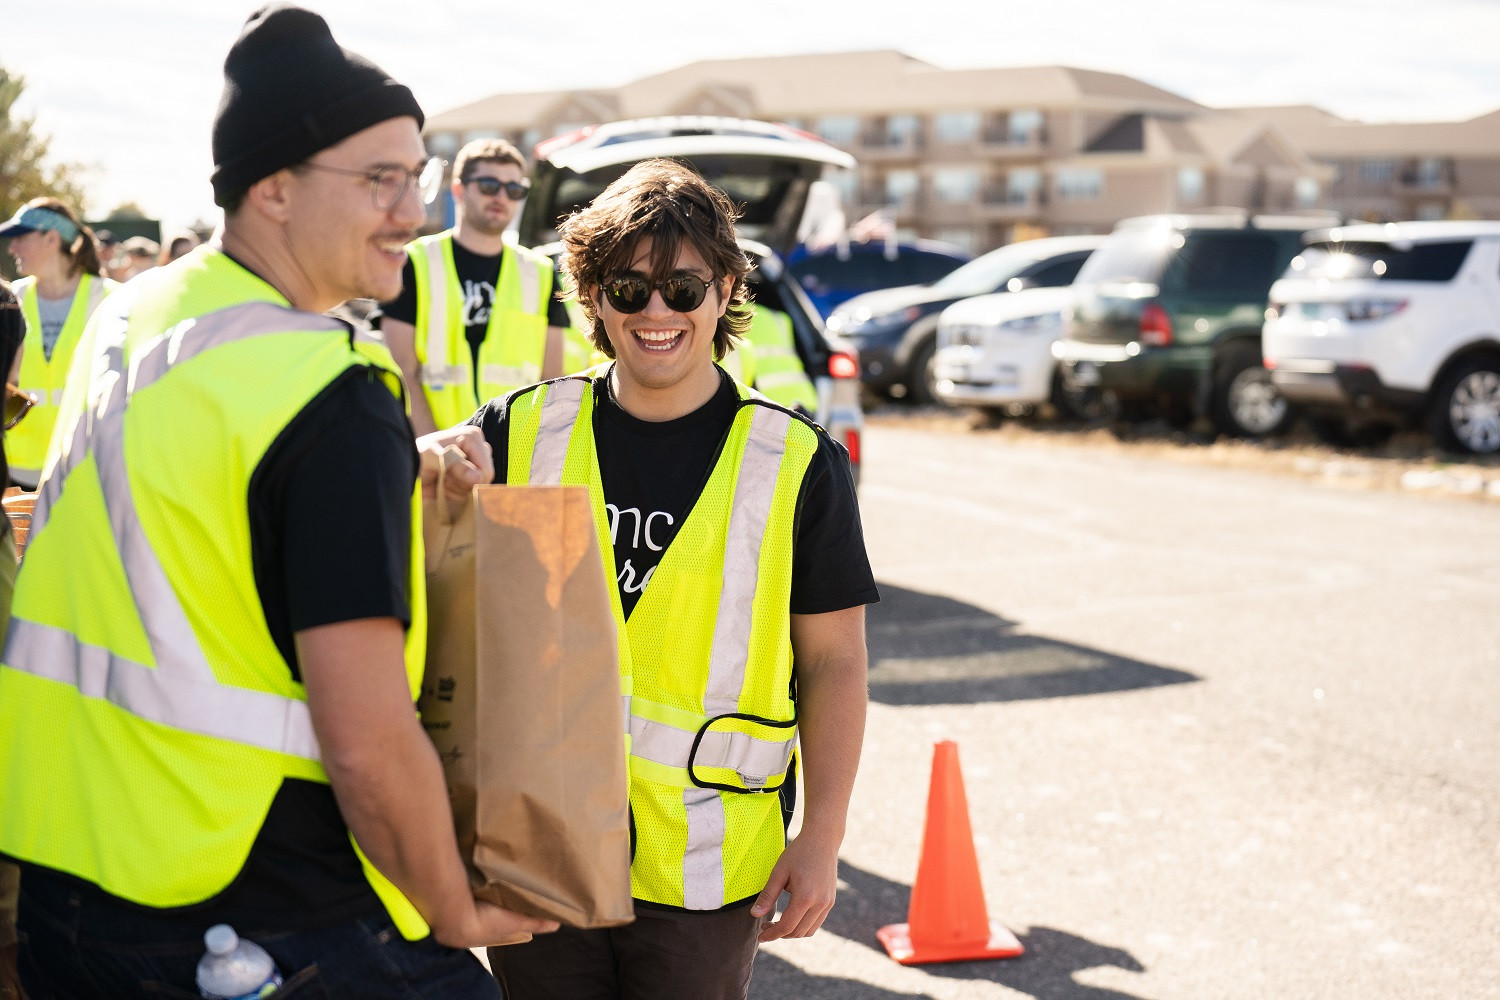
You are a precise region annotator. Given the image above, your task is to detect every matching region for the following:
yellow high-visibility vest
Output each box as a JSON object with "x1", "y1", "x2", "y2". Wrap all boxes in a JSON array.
[
  {"x1": 743, "y1": 305, "x2": 817, "y2": 412},
  {"x1": 409, "y1": 232, "x2": 552, "y2": 426},
  {"x1": 506, "y1": 371, "x2": 819, "y2": 909},
  {"x1": 10, "y1": 272, "x2": 117, "y2": 485},
  {"x1": 0, "y1": 247, "x2": 431, "y2": 939}
]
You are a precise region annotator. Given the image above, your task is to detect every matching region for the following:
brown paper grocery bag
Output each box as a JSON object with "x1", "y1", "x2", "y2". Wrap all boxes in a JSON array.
[{"x1": 419, "y1": 472, "x2": 633, "y2": 928}]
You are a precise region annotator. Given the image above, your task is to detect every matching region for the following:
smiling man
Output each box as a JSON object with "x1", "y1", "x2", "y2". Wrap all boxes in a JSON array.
[
  {"x1": 382, "y1": 138, "x2": 570, "y2": 435},
  {"x1": 0, "y1": 6, "x2": 553, "y2": 998},
  {"x1": 470, "y1": 159, "x2": 878, "y2": 1000}
]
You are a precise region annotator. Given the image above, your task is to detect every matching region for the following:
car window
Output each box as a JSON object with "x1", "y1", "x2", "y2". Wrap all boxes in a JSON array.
[
  {"x1": 1075, "y1": 229, "x2": 1175, "y2": 284},
  {"x1": 1026, "y1": 253, "x2": 1090, "y2": 288},
  {"x1": 914, "y1": 250, "x2": 966, "y2": 284},
  {"x1": 1169, "y1": 233, "x2": 1281, "y2": 296},
  {"x1": 1287, "y1": 240, "x2": 1474, "y2": 283},
  {"x1": 931, "y1": 243, "x2": 1046, "y2": 297}
]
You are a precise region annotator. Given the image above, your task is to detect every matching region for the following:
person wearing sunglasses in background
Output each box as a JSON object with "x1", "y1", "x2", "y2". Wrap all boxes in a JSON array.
[
  {"x1": 381, "y1": 138, "x2": 570, "y2": 436},
  {"x1": 0, "y1": 7, "x2": 554, "y2": 998},
  {"x1": 469, "y1": 158, "x2": 877, "y2": 1000},
  {"x1": 0, "y1": 198, "x2": 119, "y2": 490}
]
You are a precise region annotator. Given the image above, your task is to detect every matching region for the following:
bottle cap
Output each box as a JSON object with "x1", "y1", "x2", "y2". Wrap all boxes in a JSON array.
[{"x1": 204, "y1": 924, "x2": 239, "y2": 956}]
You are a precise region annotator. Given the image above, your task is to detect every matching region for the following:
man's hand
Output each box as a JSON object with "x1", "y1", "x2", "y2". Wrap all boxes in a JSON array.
[
  {"x1": 749, "y1": 831, "x2": 840, "y2": 942},
  {"x1": 417, "y1": 425, "x2": 493, "y2": 502},
  {"x1": 434, "y1": 898, "x2": 559, "y2": 950}
]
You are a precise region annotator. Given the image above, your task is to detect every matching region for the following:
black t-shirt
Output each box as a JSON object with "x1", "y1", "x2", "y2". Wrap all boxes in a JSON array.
[
  {"x1": 467, "y1": 367, "x2": 878, "y2": 620},
  {"x1": 23, "y1": 324, "x2": 420, "y2": 930},
  {"x1": 382, "y1": 238, "x2": 571, "y2": 392}
]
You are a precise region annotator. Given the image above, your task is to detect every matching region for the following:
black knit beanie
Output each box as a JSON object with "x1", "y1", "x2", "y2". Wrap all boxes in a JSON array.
[{"x1": 210, "y1": 4, "x2": 424, "y2": 208}]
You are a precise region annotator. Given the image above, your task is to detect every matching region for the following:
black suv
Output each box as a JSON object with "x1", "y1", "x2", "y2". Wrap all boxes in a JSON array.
[{"x1": 1053, "y1": 213, "x2": 1331, "y2": 437}]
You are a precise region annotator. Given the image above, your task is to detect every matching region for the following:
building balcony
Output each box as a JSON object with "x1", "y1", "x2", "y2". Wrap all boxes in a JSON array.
[
  {"x1": 980, "y1": 127, "x2": 1048, "y2": 156},
  {"x1": 859, "y1": 132, "x2": 924, "y2": 158},
  {"x1": 1395, "y1": 173, "x2": 1453, "y2": 196}
]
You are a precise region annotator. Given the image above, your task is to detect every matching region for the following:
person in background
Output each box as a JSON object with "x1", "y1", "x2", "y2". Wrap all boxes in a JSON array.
[
  {"x1": 0, "y1": 198, "x2": 117, "y2": 490},
  {"x1": 380, "y1": 138, "x2": 569, "y2": 435},
  {"x1": 159, "y1": 230, "x2": 201, "y2": 266},
  {"x1": 0, "y1": 6, "x2": 552, "y2": 998},
  {"x1": 117, "y1": 235, "x2": 160, "y2": 280},
  {"x1": 473, "y1": 159, "x2": 876, "y2": 1000},
  {"x1": 0, "y1": 279, "x2": 28, "y2": 1000},
  {"x1": 94, "y1": 229, "x2": 125, "y2": 281}
]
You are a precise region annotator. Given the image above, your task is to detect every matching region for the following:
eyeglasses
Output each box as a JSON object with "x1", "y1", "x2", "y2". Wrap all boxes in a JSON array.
[
  {"x1": 3, "y1": 385, "x2": 36, "y2": 431},
  {"x1": 299, "y1": 156, "x2": 447, "y2": 210},
  {"x1": 600, "y1": 273, "x2": 721, "y2": 314},
  {"x1": 465, "y1": 176, "x2": 531, "y2": 200}
]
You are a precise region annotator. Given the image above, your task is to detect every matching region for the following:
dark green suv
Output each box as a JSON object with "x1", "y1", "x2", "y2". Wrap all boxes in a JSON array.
[{"x1": 1053, "y1": 213, "x2": 1328, "y2": 437}]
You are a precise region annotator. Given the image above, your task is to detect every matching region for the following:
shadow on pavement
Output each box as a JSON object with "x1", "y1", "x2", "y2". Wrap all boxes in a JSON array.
[
  {"x1": 751, "y1": 861, "x2": 1149, "y2": 1000},
  {"x1": 867, "y1": 584, "x2": 1198, "y2": 707}
]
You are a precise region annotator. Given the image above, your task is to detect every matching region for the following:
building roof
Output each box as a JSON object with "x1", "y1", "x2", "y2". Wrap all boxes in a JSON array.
[
  {"x1": 425, "y1": 50, "x2": 1204, "y2": 132},
  {"x1": 1227, "y1": 105, "x2": 1500, "y2": 157}
]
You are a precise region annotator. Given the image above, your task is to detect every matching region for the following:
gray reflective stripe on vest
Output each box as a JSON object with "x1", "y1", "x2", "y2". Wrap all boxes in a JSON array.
[
  {"x1": 481, "y1": 363, "x2": 537, "y2": 388},
  {"x1": 6, "y1": 300, "x2": 348, "y2": 762},
  {"x1": 629, "y1": 715, "x2": 794, "y2": 787},
  {"x1": 84, "y1": 274, "x2": 107, "y2": 319},
  {"x1": 682, "y1": 786, "x2": 728, "y2": 910},
  {"x1": 514, "y1": 246, "x2": 540, "y2": 315},
  {"x1": 527, "y1": 378, "x2": 587, "y2": 486},
  {"x1": 704, "y1": 405, "x2": 792, "y2": 717},
  {"x1": 419, "y1": 236, "x2": 452, "y2": 386},
  {"x1": 4, "y1": 619, "x2": 322, "y2": 760}
]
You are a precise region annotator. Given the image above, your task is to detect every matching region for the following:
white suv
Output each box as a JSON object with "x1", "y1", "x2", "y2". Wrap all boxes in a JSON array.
[{"x1": 1263, "y1": 221, "x2": 1500, "y2": 453}]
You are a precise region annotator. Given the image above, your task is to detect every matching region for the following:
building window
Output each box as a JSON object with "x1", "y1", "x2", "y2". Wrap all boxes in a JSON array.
[
  {"x1": 1178, "y1": 167, "x2": 1205, "y2": 202},
  {"x1": 427, "y1": 132, "x2": 459, "y2": 160},
  {"x1": 815, "y1": 115, "x2": 859, "y2": 146},
  {"x1": 935, "y1": 228, "x2": 978, "y2": 254},
  {"x1": 932, "y1": 167, "x2": 980, "y2": 203},
  {"x1": 1415, "y1": 158, "x2": 1446, "y2": 188},
  {"x1": 461, "y1": 129, "x2": 500, "y2": 144},
  {"x1": 1007, "y1": 168, "x2": 1041, "y2": 204},
  {"x1": 1417, "y1": 202, "x2": 1446, "y2": 221},
  {"x1": 1009, "y1": 109, "x2": 1044, "y2": 144},
  {"x1": 1055, "y1": 168, "x2": 1103, "y2": 201},
  {"x1": 1295, "y1": 176, "x2": 1320, "y2": 208},
  {"x1": 1361, "y1": 160, "x2": 1395, "y2": 184},
  {"x1": 934, "y1": 111, "x2": 980, "y2": 144},
  {"x1": 885, "y1": 170, "x2": 920, "y2": 209},
  {"x1": 828, "y1": 170, "x2": 858, "y2": 205},
  {"x1": 887, "y1": 114, "x2": 919, "y2": 146}
]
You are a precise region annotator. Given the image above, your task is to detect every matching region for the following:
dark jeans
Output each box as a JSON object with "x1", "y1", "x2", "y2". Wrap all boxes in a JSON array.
[
  {"x1": 17, "y1": 870, "x2": 501, "y2": 1000},
  {"x1": 488, "y1": 903, "x2": 760, "y2": 1000}
]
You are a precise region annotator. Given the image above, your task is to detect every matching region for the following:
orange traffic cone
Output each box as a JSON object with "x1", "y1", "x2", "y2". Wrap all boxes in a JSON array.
[{"x1": 877, "y1": 740, "x2": 1024, "y2": 965}]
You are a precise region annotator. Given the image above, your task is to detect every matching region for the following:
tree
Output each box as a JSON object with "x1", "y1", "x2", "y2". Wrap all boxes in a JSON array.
[
  {"x1": 0, "y1": 64, "x2": 87, "y2": 223},
  {"x1": 104, "y1": 202, "x2": 149, "y2": 220}
]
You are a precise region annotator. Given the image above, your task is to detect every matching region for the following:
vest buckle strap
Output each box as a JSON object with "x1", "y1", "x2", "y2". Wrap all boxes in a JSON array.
[
  {"x1": 423, "y1": 363, "x2": 469, "y2": 391},
  {"x1": 687, "y1": 712, "x2": 797, "y2": 793}
]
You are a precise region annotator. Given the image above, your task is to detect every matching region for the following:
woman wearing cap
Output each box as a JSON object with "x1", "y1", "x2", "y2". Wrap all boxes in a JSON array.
[{"x1": 0, "y1": 197, "x2": 117, "y2": 489}]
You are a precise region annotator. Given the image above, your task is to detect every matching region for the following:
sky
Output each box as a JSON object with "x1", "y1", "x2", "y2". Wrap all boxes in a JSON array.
[{"x1": 7, "y1": 0, "x2": 1500, "y2": 231}]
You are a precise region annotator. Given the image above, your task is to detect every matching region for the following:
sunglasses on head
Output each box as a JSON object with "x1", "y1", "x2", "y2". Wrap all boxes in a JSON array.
[
  {"x1": 3, "y1": 385, "x2": 36, "y2": 431},
  {"x1": 466, "y1": 176, "x2": 530, "y2": 199},
  {"x1": 600, "y1": 273, "x2": 721, "y2": 314}
]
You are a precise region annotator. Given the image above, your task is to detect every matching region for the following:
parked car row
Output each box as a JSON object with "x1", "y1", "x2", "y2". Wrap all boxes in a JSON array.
[{"x1": 893, "y1": 214, "x2": 1500, "y2": 456}]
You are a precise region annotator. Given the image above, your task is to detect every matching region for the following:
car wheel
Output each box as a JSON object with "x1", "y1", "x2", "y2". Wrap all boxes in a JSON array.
[
  {"x1": 1427, "y1": 355, "x2": 1500, "y2": 454},
  {"x1": 905, "y1": 337, "x2": 939, "y2": 406},
  {"x1": 1214, "y1": 343, "x2": 1291, "y2": 438},
  {"x1": 1050, "y1": 366, "x2": 1101, "y2": 422},
  {"x1": 1307, "y1": 415, "x2": 1396, "y2": 449}
]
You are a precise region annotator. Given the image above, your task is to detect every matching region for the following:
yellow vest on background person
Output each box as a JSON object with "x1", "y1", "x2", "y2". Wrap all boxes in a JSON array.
[
  {"x1": 719, "y1": 336, "x2": 757, "y2": 387},
  {"x1": 10, "y1": 273, "x2": 117, "y2": 486},
  {"x1": 0, "y1": 247, "x2": 432, "y2": 939},
  {"x1": 560, "y1": 295, "x2": 605, "y2": 375},
  {"x1": 743, "y1": 304, "x2": 818, "y2": 412},
  {"x1": 409, "y1": 232, "x2": 552, "y2": 427},
  {"x1": 506, "y1": 372, "x2": 819, "y2": 909}
]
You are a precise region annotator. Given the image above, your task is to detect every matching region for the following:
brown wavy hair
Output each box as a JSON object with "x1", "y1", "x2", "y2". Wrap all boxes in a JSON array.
[
  {"x1": 558, "y1": 159, "x2": 751, "y2": 361},
  {"x1": 23, "y1": 197, "x2": 103, "y2": 277}
]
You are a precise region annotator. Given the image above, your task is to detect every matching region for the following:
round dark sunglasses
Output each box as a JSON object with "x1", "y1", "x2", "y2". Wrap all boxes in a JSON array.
[
  {"x1": 601, "y1": 273, "x2": 720, "y2": 314},
  {"x1": 466, "y1": 176, "x2": 531, "y2": 199}
]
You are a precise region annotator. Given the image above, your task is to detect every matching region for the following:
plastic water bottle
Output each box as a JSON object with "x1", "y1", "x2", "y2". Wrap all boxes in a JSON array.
[{"x1": 195, "y1": 924, "x2": 283, "y2": 1000}]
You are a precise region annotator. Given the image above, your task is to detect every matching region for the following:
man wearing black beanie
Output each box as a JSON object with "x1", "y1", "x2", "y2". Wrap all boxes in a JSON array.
[{"x1": 2, "y1": 6, "x2": 555, "y2": 998}]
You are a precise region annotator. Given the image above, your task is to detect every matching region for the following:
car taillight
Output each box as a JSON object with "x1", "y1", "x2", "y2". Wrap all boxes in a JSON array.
[
  {"x1": 1263, "y1": 357, "x2": 1277, "y2": 370},
  {"x1": 533, "y1": 126, "x2": 594, "y2": 161},
  {"x1": 1139, "y1": 302, "x2": 1173, "y2": 347},
  {"x1": 829, "y1": 352, "x2": 860, "y2": 379},
  {"x1": 843, "y1": 428, "x2": 861, "y2": 466}
]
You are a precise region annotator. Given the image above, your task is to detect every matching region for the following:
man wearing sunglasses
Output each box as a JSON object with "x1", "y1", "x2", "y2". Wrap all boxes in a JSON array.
[
  {"x1": 382, "y1": 138, "x2": 570, "y2": 436},
  {"x1": 0, "y1": 7, "x2": 553, "y2": 998},
  {"x1": 470, "y1": 159, "x2": 877, "y2": 1000}
]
